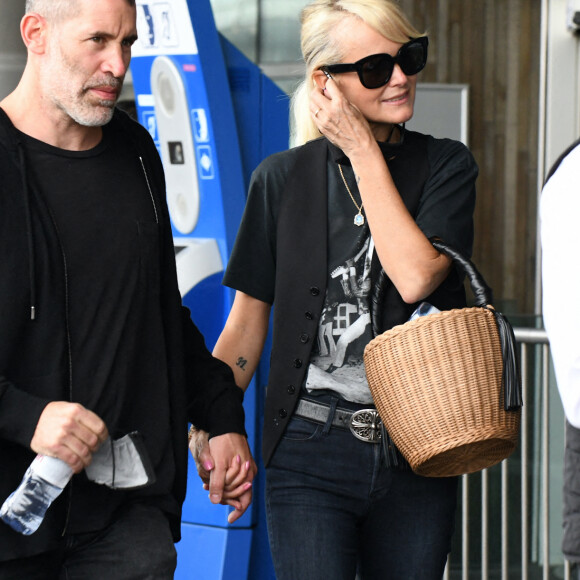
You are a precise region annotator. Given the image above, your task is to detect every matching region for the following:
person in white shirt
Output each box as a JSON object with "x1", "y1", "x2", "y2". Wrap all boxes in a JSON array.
[{"x1": 540, "y1": 137, "x2": 580, "y2": 570}]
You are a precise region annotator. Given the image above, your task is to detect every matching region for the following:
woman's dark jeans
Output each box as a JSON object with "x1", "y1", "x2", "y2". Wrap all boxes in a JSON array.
[{"x1": 266, "y1": 399, "x2": 458, "y2": 580}]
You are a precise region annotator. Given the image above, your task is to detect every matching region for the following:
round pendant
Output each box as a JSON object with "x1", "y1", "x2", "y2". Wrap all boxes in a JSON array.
[{"x1": 354, "y1": 213, "x2": 365, "y2": 226}]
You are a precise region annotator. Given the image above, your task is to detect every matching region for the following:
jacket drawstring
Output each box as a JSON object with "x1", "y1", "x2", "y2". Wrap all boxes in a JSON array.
[
  {"x1": 17, "y1": 142, "x2": 37, "y2": 321},
  {"x1": 139, "y1": 156, "x2": 159, "y2": 225}
]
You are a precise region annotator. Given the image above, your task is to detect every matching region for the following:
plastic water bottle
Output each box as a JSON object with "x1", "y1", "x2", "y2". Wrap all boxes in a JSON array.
[
  {"x1": 409, "y1": 301, "x2": 440, "y2": 321},
  {"x1": 0, "y1": 455, "x2": 73, "y2": 535}
]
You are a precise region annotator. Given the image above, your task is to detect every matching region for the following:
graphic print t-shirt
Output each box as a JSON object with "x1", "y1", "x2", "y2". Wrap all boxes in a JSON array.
[{"x1": 304, "y1": 162, "x2": 375, "y2": 404}]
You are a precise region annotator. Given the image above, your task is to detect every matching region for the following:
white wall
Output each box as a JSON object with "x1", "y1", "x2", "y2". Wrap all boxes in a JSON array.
[
  {"x1": 0, "y1": 1, "x2": 26, "y2": 100},
  {"x1": 544, "y1": 0, "x2": 580, "y2": 171}
]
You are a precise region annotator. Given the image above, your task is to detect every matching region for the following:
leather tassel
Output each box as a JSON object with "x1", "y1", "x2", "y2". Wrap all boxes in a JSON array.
[
  {"x1": 491, "y1": 309, "x2": 523, "y2": 411},
  {"x1": 380, "y1": 423, "x2": 409, "y2": 469},
  {"x1": 380, "y1": 423, "x2": 397, "y2": 468}
]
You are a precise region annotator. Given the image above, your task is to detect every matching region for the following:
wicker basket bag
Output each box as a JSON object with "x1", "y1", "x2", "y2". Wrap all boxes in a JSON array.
[{"x1": 363, "y1": 239, "x2": 522, "y2": 477}]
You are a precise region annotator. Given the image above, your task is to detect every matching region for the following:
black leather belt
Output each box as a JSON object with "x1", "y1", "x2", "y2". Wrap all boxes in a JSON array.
[{"x1": 294, "y1": 398, "x2": 382, "y2": 443}]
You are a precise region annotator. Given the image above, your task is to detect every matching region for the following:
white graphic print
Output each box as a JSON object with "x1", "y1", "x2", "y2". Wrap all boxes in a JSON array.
[{"x1": 305, "y1": 237, "x2": 374, "y2": 404}]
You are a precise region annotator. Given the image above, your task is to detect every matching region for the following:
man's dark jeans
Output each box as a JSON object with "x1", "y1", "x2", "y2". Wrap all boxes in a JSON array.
[
  {"x1": 266, "y1": 397, "x2": 459, "y2": 580},
  {"x1": 0, "y1": 502, "x2": 176, "y2": 580}
]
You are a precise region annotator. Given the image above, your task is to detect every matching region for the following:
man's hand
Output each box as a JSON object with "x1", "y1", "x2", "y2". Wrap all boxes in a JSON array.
[
  {"x1": 189, "y1": 427, "x2": 213, "y2": 486},
  {"x1": 30, "y1": 401, "x2": 109, "y2": 473},
  {"x1": 209, "y1": 433, "x2": 256, "y2": 523},
  {"x1": 189, "y1": 429, "x2": 257, "y2": 524}
]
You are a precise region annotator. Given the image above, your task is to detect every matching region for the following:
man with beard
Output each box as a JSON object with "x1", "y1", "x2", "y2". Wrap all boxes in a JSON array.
[{"x1": 0, "y1": 1, "x2": 255, "y2": 578}]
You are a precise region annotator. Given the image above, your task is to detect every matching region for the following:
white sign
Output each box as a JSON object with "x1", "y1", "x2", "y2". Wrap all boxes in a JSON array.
[{"x1": 133, "y1": 1, "x2": 197, "y2": 56}]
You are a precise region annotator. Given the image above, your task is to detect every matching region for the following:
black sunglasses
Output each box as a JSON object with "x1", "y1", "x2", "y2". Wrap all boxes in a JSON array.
[{"x1": 322, "y1": 37, "x2": 428, "y2": 89}]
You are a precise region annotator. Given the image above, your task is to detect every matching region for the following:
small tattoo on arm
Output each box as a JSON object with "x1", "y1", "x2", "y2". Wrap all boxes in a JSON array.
[{"x1": 236, "y1": 356, "x2": 248, "y2": 371}]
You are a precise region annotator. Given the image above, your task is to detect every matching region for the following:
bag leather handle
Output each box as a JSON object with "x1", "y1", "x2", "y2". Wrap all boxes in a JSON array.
[{"x1": 430, "y1": 237, "x2": 493, "y2": 307}]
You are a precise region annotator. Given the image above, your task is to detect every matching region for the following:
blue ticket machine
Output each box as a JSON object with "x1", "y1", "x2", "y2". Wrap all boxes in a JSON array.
[{"x1": 130, "y1": 1, "x2": 288, "y2": 578}]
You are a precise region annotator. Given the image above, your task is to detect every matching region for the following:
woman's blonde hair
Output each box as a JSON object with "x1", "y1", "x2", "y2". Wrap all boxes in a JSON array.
[{"x1": 290, "y1": 0, "x2": 424, "y2": 146}]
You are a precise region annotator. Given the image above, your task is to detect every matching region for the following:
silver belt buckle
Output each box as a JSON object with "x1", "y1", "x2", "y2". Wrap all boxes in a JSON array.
[{"x1": 349, "y1": 409, "x2": 382, "y2": 443}]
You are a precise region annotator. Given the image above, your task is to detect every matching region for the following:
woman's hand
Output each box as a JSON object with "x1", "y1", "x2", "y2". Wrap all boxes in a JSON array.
[
  {"x1": 189, "y1": 427, "x2": 257, "y2": 524},
  {"x1": 309, "y1": 76, "x2": 376, "y2": 158}
]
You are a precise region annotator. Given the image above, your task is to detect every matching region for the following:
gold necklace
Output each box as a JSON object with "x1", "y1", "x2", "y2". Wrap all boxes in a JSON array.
[{"x1": 338, "y1": 164, "x2": 365, "y2": 226}]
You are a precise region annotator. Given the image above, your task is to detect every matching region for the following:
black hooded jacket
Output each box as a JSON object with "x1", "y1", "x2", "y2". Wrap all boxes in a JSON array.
[{"x1": 0, "y1": 107, "x2": 245, "y2": 560}]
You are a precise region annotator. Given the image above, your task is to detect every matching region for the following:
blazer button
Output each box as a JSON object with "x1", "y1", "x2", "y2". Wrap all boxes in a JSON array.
[
  {"x1": 287, "y1": 385, "x2": 296, "y2": 395},
  {"x1": 300, "y1": 333, "x2": 309, "y2": 343},
  {"x1": 310, "y1": 286, "x2": 320, "y2": 296},
  {"x1": 279, "y1": 409, "x2": 288, "y2": 418},
  {"x1": 305, "y1": 311, "x2": 313, "y2": 320},
  {"x1": 293, "y1": 358, "x2": 303, "y2": 368}
]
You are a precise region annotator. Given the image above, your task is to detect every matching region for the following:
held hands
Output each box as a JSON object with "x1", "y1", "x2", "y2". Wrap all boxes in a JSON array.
[
  {"x1": 30, "y1": 401, "x2": 109, "y2": 473},
  {"x1": 189, "y1": 428, "x2": 257, "y2": 524},
  {"x1": 309, "y1": 74, "x2": 375, "y2": 158}
]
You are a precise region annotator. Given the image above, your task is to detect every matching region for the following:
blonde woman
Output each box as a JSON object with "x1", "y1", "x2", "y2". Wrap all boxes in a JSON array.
[{"x1": 203, "y1": 0, "x2": 478, "y2": 577}]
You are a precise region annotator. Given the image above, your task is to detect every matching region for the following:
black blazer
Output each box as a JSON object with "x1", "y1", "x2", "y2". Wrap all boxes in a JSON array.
[{"x1": 262, "y1": 136, "x2": 469, "y2": 465}]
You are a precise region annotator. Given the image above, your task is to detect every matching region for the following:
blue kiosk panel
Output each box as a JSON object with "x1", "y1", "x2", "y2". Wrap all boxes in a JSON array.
[{"x1": 131, "y1": 1, "x2": 288, "y2": 579}]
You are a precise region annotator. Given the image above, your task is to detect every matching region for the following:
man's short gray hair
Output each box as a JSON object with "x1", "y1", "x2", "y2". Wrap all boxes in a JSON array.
[
  {"x1": 25, "y1": 0, "x2": 80, "y2": 22},
  {"x1": 25, "y1": 0, "x2": 135, "y2": 22}
]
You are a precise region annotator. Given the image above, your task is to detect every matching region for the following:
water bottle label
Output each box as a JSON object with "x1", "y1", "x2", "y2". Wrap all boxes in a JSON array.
[
  {"x1": 408, "y1": 302, "x2": 441, "y2": 321},
  {"x1": 30, "y1": 455, "x2": 73, "y2": 489}
]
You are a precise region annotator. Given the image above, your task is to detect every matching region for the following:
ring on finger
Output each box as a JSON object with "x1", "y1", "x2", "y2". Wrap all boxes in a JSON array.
[{"x1": 314, "y1": 108, "x2": 321, "y2": 118}]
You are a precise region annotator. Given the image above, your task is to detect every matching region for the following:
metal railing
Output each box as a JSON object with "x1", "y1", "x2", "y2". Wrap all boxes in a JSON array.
[{"x1": 443, "y1": 327, "x2": 572, "y2": 579}]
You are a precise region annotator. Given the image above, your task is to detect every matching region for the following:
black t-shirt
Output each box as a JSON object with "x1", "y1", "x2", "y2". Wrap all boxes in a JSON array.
[
  {"x1": 224, "y1": 131, "x2": 478, "y2": 403},
  {"x1": 19, "y1": 125, "x2": 175, "y2": 532}
]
